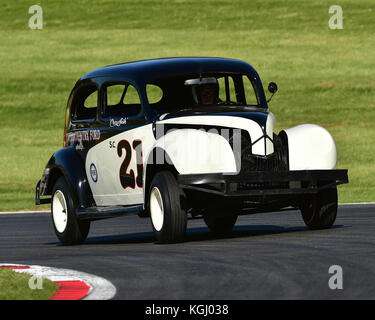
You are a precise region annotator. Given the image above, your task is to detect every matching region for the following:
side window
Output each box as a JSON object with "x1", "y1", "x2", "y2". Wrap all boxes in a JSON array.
[
  {"x1": 103, "y1": 83, "x2": 142, "y2": 118},
  {"x1": 123, "y1": 85, "x2": 141, "y2": 105},
  {"x1": 71, "y1": 84, "x2": 98, "y2": 121},
  {"x1": 242, "y1": 76, "x2": 258, "y2": 106},
  {"x1": 106, "y1": 84, "x2": 124, "y2": 106},
  {"x1": 146, "y1": 84, "x2": 163, "y2": 104}
]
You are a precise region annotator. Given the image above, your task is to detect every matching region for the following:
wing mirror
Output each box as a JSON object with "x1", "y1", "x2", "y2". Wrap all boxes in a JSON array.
[
  {"x1": 267, "y1": 82, "x2": 278, "y2": 103},
  {"x1": 268, "y1": 82, "x2": 278, "y2": 94}
]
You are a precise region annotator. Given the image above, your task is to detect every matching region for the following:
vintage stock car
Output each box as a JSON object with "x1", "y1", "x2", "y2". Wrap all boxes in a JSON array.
[{"x1": 36, "y1": 57, "x2": 348, "y2": 245}]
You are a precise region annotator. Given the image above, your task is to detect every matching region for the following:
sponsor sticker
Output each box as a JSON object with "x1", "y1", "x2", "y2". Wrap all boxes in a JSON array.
[
  {"x1": 110, "y1": 118, "x2": 127, "y2": 127},
  {"x1": 90, "y1": 163, "x2": 98, "y2": 182}
]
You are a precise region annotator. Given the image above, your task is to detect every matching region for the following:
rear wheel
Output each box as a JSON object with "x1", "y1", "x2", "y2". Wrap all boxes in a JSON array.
[
  {"x1": 149, "y1": 171, "x2": 187, "y2": 243},
  {"x1": 300, "y1": 186, "x2": 338, "y2": 230},
  {"x1": 51, "y1": 176, "x2": 90, "y2": 245},
  {"x1": 203, "y1": 211, "x2": 237, "y2": 235}
]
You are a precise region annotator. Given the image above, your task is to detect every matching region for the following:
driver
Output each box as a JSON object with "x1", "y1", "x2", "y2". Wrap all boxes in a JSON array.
[
  {"x1": 185, "y1": 77, "x2": 219, "y2": 105},
  {"x1": 198, "y1": 83, "x2": 217, "y2": 105}
]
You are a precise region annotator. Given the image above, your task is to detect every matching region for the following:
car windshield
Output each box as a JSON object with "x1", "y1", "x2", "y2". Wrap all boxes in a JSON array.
[{"x1": 146, "y1": 73, "x2": 262, "y2": 115}]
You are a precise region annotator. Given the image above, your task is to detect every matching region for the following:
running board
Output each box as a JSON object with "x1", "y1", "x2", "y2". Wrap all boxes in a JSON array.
[{"x1": 77, "y1": 205, "x2": 143, "y2": 221}]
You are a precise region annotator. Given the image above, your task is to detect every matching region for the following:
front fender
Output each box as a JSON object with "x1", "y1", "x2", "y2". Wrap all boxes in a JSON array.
[
  {"x1": 145, "y1": 128, "x2": 238, "y2": 175},
  {"x1": 141, "y1": 128, "x2": 238, "y2": 209},
  {"x1": 40, "y1": 147, "x2": 94, "y2": 209},
  {"x1": 281, "y1": 124, "x2": 337, "y2": 170}
]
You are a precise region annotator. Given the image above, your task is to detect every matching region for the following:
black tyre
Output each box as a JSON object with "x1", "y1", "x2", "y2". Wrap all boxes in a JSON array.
[
  {"x1": 300, "y1": 186, "x2": 338, "y2": 230},
  {"x1": 203, "y1": 211, "x2": 237, "y2": 235},
  {"x1": 51, "y1": 176, "x2": 90, "y2": 245},
  {"x1": 149, "y1": 171, "x2": 187, "y2": 243}
]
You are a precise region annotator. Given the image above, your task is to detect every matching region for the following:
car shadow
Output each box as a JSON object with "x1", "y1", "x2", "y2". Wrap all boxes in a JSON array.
[
  {"x1": 73, "y1": 224, "x2": 345, "y2": 246},
  {"x1": 185, "y1": 224, "x2": 344, "y2": 243}
]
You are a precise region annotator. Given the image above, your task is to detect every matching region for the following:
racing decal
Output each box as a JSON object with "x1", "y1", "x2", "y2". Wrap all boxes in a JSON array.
[
  {"x1": 90, "y1": 163, "x2": 98, "y2": 183},
  {"x1": 67, "y1": 129, "x2": 101, "y2": 150},
  {"x1": 132, "y1": 140, "x2": 144, "y2": 188},
  {"x1": 117, "y1": 140, "x2": 136, "y2": 189},
  {"x1": 110, "y1": 117, "x2": 127, "y2": 127},
  {"x1": 117, "y1": 139, "x2": 144, "y2": 189}
]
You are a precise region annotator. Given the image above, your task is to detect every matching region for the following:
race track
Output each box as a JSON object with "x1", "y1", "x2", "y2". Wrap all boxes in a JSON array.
[{"x1": 0, "y1": 204, "x2": 374, "y2": 299}]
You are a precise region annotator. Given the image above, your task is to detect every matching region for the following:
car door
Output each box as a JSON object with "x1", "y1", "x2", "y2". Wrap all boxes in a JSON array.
[{"x1": 85, "y1": 81, "x2": 155, "y2": 206}]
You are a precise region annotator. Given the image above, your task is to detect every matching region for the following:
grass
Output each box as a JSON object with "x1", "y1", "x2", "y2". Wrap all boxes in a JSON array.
[
  {"x1": 0, "y1": 0, "x2": 374, "y2": 210},
  {"x1": 0, "y1": 268, "x2": 58, "y2": 300}
]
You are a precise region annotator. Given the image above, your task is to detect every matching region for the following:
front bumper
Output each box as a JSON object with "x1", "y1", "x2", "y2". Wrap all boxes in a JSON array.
[{"x1": 178, "y1": 169, "x2": 348, "y2": 196}]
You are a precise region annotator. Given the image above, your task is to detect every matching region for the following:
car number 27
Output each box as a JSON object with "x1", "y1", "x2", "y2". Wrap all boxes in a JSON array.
[{"x1": 117, "y1": 139, "x2": 143, "y2": 189}]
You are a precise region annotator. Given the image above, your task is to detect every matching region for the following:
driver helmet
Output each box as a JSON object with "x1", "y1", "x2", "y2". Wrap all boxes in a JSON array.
[{"x1": 184, "y1": 77, "x2": 219, "y2": 105}]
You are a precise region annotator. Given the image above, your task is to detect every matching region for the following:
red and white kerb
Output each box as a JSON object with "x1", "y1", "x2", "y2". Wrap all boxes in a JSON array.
[{"x1": 0, "y1": 264, "x2": 116, "y2": 300}]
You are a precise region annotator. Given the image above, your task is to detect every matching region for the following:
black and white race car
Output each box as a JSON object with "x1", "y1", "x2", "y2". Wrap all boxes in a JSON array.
[{"x1": 36, "y1": 57, "x2": 348, "y2": 245}]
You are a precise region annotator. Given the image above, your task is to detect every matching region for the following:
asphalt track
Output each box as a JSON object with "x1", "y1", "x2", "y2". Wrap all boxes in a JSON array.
[{"x1": 0, "y1": 204, "x2": 374, "y2": 300}]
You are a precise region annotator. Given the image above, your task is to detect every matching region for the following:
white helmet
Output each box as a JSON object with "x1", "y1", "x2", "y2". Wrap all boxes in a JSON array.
[{"x1": 184, "y1": 77, "x2": 218, "y2": 104}]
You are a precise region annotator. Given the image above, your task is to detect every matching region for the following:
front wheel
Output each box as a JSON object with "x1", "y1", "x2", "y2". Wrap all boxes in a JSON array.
[
  {"x1": 149, "y1": 171, "x2": 187, "y2": 243},
  {"x1": 51, "y1": 176, "x2": 90, "y2": 245},
  {"x1": 300, "y1": 186, "x2": 338, "y2": 230}
]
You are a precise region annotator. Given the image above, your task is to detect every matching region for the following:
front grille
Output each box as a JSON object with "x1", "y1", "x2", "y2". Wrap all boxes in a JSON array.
[
  {"x1": 238, "y1": 131, "x2": 288, "y2": 173},
  {"x1": 233, "y1": 131, "x2": 289, "y2": 191},
  {"x1": 241, "y1": 153, "x2": 281, "y2": 172}
]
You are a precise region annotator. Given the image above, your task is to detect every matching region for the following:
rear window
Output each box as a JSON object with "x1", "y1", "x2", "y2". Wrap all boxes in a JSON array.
[{"x1": 71, "y1": 84, "x2": 98, "y2": 121}]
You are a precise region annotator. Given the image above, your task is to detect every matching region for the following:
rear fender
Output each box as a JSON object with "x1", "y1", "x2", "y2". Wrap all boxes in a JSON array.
[{"x1": 39, "y1": 147, "x2": 94, "y2": 209}]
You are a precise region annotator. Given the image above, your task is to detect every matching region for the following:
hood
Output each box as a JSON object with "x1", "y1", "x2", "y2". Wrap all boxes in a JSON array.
[
  {"x1": 156, "y1": 108, "x2": 275, "y2": 156},
  {"x1": 158, "y1": 106, "x2": 268, "y2": 124}
]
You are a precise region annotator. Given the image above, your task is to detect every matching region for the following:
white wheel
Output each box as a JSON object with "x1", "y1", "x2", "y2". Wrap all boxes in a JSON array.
[
  {"x1": 148, "y1": 171, "x2": 187, "y2": 243},
  {"x1": 150, "y1": 187, "x2": 164, "y2": 232},
  {"x1": 51, "y1": 176, "x2": 90, "y2": 245},
  {"x1": 52, "y1": 190, "x2": 68, "y2": 233}
]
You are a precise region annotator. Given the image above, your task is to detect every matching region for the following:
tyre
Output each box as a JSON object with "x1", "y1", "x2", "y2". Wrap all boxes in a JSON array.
[
  {"x1": 300, "y1": 186, "x2": 338, "y2": 230},
  {"x1": 203, "y1": 211, "x2": 237, "y2": 235},
  {"x1": 149, "y1": 171, "x2": 187, "y2": 243},
  {"x1": 51, "y1": 176, "x2": 90, "y2": 245}
]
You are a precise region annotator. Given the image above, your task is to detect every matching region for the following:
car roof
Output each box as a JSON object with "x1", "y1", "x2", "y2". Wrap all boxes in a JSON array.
[{"x1": 80, "y1": 57, "x2": 260, "y2": 83}]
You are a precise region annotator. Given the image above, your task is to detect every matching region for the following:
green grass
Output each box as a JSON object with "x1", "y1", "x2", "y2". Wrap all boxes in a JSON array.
[
  {"x1": 0, "y1": 268, "x2": 58, "y2": 300},
  {"x1": 0, "y1": 0, "x2": 374, "y2": 210}
]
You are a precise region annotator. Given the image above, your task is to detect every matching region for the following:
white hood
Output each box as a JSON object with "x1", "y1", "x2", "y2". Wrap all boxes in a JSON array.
[{"x1": 158, "y1": 113, "x2": 275, "y2": 156}]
